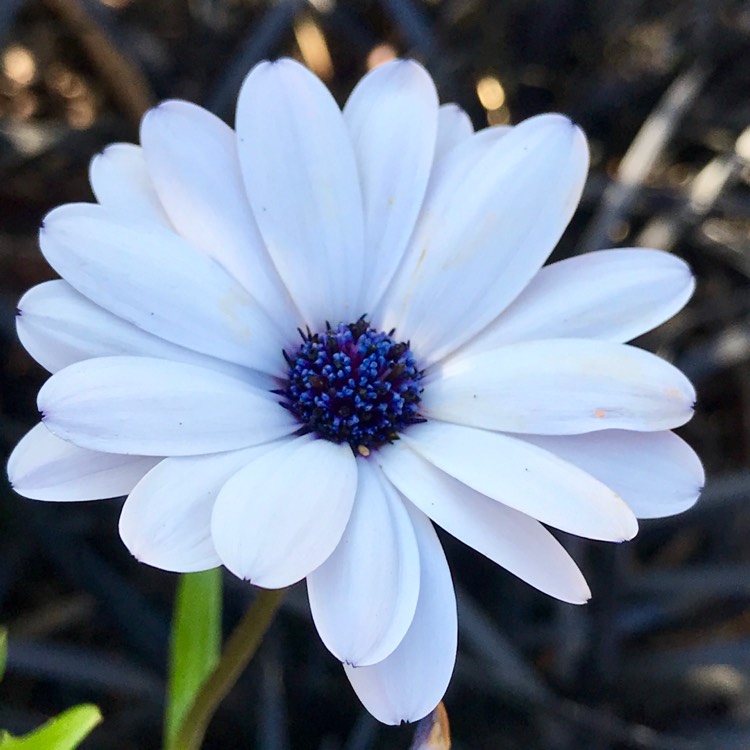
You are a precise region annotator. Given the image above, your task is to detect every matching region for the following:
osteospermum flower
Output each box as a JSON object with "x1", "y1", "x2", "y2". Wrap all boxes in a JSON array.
[{"x1": 8, "y1": 58, "x2": 703, "y2": 724}]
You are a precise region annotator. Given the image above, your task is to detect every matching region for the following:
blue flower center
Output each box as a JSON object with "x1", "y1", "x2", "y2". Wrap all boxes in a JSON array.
[{"x1": 278, "y1": 317, "x2": 424, "y2": 455}]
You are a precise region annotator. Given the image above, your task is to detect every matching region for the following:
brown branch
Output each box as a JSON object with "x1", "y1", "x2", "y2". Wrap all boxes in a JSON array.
[
  {"x1": 578, "y1": 62, "x2": 710, "y2": 255},
  {"x1": 43, "y1": 0, "x2": 155, "y2": 126}
]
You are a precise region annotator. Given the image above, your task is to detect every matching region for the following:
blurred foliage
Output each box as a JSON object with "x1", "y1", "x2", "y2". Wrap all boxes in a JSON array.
[
  {"x1": 0, "y1": 629, "x2": 7, "y2": 683},
  {"x1": 0, "y1": 626, "x2": 100, "y2": 749},
  {"x1": 0, "y1": 1, "x2": 749, "y2": 749},
  {"x1": 0, "y1": 704, "x2": 101, "y2": 749}
]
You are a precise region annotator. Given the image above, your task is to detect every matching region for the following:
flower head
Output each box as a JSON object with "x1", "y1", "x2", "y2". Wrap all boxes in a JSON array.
[{"x1": 8, "y1": 58, "x2": 703, "y2": 724}]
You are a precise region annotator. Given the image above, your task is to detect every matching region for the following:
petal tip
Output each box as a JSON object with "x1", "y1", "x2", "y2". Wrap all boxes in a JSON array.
[
  {"x1": 570, "y1": 577, "x2": 592, "y2": 605},
  {"x1": 141, "y1": 101, "x2": 170, "y2": 129},
  {"x1": 388, "y1": 57, "x2": 429, "y2": 79},
  {"x1": 120, "y1": 531, "x2": 144, "y2": 565},
  {"x1": 6, "y1": 463, "x2": 38, "y2": 500},
  {"x1": 565, "y1": 115, "x2": 581, "y2": 129},
  {"x1": 141, "y1": 99, "x2": 191, "y2": 135},
  {"x1": 621, "y1": 513, "x2": 639, "y2": 542},
  {"x1": 686, "y1": 486, "x2": 703, "y2": 512},
  {"x1": 257, "y1": 56, "x2": 301, "y2": 77},
  {"x1": 96, "y1": 144, "x2": 116, "y2": 160},
  {"x1": 38, "y1": 202, "x2": 85, "y2": 235}
]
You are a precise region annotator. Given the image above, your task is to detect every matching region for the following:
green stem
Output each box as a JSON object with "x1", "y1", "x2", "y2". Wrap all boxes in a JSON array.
[{"x1": 173, "y1": 587, "x2": 287, "y2": 750}]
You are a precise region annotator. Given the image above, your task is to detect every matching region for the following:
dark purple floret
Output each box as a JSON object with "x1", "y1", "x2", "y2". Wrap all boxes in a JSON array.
[{"x1": 278, "y1": 317, "x2": 424, "y2": 454}]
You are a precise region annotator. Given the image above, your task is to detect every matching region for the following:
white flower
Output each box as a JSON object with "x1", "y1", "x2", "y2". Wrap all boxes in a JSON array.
[{"x1": 7, "y1": 58, "x2": 703, "y2": 724}]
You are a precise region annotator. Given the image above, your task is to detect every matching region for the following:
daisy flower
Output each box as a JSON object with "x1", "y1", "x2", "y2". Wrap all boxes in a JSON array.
[{"x1": 8, "y1": 58, "x2": 703, "y2": 724}]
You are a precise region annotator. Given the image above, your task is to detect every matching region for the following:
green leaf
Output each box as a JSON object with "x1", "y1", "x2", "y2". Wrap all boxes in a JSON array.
[
  {"x1": 0, "y1": 704, "x2": 102, "y2": 749},
  {"x1": 164, "y1": 569, "x2": 222, "y2": 750},
  {"x1": 0, "y1": 628, "x2": 7, "y2": 682}
]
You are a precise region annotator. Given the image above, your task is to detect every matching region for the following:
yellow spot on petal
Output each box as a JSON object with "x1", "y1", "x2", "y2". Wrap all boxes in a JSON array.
[
  {"x1": 357, "y1": 445, "x2": 370, "y2": 457},
  {"x1": 594, "y1": 408, "x2": 607, "y2": 419},
  {"x1": 218, "y1": 285, "x2": 254, "y2": 342}
]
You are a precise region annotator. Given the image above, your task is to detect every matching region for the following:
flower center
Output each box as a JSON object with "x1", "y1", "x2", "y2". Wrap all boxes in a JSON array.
[{"x1": 278, "y1": 317, "x2": 424, "y2": 455}]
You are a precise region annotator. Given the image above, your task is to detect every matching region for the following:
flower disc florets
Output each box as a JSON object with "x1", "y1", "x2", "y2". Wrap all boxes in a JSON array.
[{"x1": 280, "y1": 317, "x2": 424, "y2": 453}]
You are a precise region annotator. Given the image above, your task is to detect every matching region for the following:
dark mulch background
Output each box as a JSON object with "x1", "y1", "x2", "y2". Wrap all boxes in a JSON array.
[{"x1": 1, "y1": 1, "x2": 749, "y2": 748}]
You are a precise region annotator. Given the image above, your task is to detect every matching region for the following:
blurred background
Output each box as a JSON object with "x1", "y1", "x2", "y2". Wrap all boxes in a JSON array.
[{"x1": 1, "y1": 0, "x2": 749, "y2": 748}]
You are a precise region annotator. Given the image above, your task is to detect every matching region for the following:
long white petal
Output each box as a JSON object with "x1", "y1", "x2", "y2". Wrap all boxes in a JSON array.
[
  {"x1": 38, "y1": 356, "x2": 297, "y2": 456},
  {"x1": 462, "y1": 249, "x2": 695, "y2": 352},
  {"x1": 119, "y1": 445, "x2": 275, "y2": 573},
  {"x1": 140, "y1": 101, "x2": 297, "y2": 324},
  {"x1": 8, "y1": 423, "x2": 159, "y2": 501},
  {"x1": 343, "y1": 60, "x2": 438, "y2": 311},
  {"x1": 402, "y1": 421, "x2": 638, "y2": 541},
  {"x1": 522, "y1": 430, "x2": 704, "y2": 519},
  {"x1": 379, "y1": 443, "x2": 590, "y2": 603},
  {"x1": 236, "y1": 58, "x2": 365, "y2": 328},
  {"x1": 426, "y1": 339, "x2": 695, "y2": 434},
  {"x1": 380, "y1": 114, "x2": 588, "y2": 364},
  {"x1": 88, "y1": 143, "x2": 170, "y2": 225},
  {"x1": 211, "y1": 437, "x2": 357, "y2": 587},
  {"x1": 370, "y1": 125, "x2": 508, "y2": 330},
  {"x1": 307, "y1": 460, "x2": 420, "y2": 666},
  {"x1": 39, "y1": 203, "x2": 287, "y2": 373},
  {"x1": 344, "y1": 504, "x2": 456, "y2": 726},
  {"x1": 16, "y1": 280, "x2": 268, "y2": 386}
]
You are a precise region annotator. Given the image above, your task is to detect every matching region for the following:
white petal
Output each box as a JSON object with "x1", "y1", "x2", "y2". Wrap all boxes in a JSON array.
[
  {"x1": 16, "y1": 280, "x2": 269, "y2": 386},
  {"x1": 8, "y1": 423, "x2": 159, "y2": 501},
  {"x1": 343, "y1": 60, "x2": 438, "y2": 311},
  {"x1": 379, "y1": 443, "x2": 590, "y2": 603},
  {"x1": 434, "y1": 103, "x2": 474, "y2": 161},
  {"x1": 119, "y1": 445, "x2": 274, "y2": 573},
  {"x1": 89, "y1": 143, "x2": 170, "y2": 225},
  {"x1": 370, "y1": 126, "x2": 509, "y2": 330},
  {"x1": 39, "y1": 203, "x2": 286, "y2": 373},
  {"x1": 307, "y1": 460, "x2": 420, "y2": 666},
  {"x1": 211, "y1": 437, "x2": 357, "y2": 587},
  {"x1": 38, "y1": 356, "x2": 296, "y2": 456},
  {"x1": 427, "y1": 339, "x2": 695, "y2": 434},
  {"x1": 521, "y1": 430, "x2": 704, "y2": 519},
  {"x1": 380, "y1": 114, "x2": 588, "y2": 364},
  {"x1": 462, "y1": 249, "x2": 696, "y2": 353},
  {"x1": 344, "y1": 504, "x2": 456, "y2": 726},
  {"x1": 140, "y1": 101, "x2": 297, "y2": 324},
  {"x1": 402, "y1": 421, "x2": 638, "y2": 542},
  {"x1": 428, "y1": 124, "x2": 511, "y2": 191},
  {"x1": 236, "y1": 58, "x2": 365, "y2": 328}
]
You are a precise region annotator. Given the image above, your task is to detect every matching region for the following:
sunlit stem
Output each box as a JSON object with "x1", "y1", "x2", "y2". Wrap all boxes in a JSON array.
[
  {"x1": 164, "y1": 570, "x2": 222, "y2": 750},
  {"x1": 173, "y1": 587, "x2": 287, "y2": 750}
]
